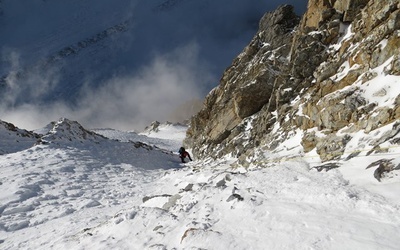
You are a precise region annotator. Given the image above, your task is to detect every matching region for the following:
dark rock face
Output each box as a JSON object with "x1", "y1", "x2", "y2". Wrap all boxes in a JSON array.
[{"x1": 186, "y1": 0, "x2": 400, "y2": 164}]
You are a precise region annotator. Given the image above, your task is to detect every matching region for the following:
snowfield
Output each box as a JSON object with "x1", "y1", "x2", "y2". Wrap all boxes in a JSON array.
[{"x1": 0, "y1": 118, "x2": 400, "y2": 249}]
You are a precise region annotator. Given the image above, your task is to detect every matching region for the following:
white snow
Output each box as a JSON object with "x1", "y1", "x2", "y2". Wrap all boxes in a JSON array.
[
  {"x1": 331, "y1": 23, "x2": 353, "y2": 52},
  {"x1": 1, "y1": 2, "x2": 399, "y2": 249},
  {"x1": 0, "y1": 121, "x2": 39, "y2": 155},
  {"x1": 361, "y1": 58, "x2": 399, "y2": 108},
  {"x1": 1, "y1": 118, "x2": 399, "y2": 250}
]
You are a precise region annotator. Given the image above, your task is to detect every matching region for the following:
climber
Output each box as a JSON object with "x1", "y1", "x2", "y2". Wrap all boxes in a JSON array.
[{"x1": 178, "y1": 147, "x2": 192, "y2": 163}]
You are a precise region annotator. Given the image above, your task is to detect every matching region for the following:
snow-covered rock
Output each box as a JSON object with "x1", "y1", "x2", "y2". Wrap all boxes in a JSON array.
[
  {"x1": 0, "y1": 120, "x2": 39, "y2": 155},
  {"x1": 140, "y1": 121, "x2": 188, "y2": 153},
  {"x1": 40, "y1": 118, "x2": 106, "y2": 144}
]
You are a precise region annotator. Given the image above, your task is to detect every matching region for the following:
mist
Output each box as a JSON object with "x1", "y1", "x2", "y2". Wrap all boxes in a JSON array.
[
  {"x1": 0, "y1": 0, "x2": 308, "y2": 131},
  {"x1": 1, "y1": 43, "x2": 210, "y2": 130}
]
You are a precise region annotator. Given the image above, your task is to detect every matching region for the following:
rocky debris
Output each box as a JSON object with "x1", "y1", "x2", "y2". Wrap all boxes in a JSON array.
[
  {"x1": 180, "y1": 228, "x2": 222, "y2": 244},
  {"x1": 216, "y1": 178, "x2": 226, "y2": 188},
  {"x1": 371, "y1": 122, "x2": 400, "y2": 146},
  {"x1": 301, "y1": 131, "x2": 318, "y2": 153},
  {"x1": 215, "y1": 174, "x2": 232, "y2": 188},
  {"x1": 316, "y1": 134, "x2": 352, "y2": 162},
  {"x1": 132, "y1": 141, "x2": 155, "y2": 151},
  {"x1": 226, "y1": 193, "x2": 244, "y2": 202},
  {"x1": 367, "y1": 159, "x2": 397, "y2": 181},
  {"x1": 142, "y1": 194, "x2": 172, "y2": 203},
  {"x1": 181, "y1": 183, "x2": 194, "y2": 192},
  {"x1": 313, "y1": 163, "x2": 341, "y2": 172},
  {"x1": 144, "y1": 121, "x2": 161, "y2": 133},
  {"x1": 345, "y1": 151, "x2": 361, "y2": 161}
]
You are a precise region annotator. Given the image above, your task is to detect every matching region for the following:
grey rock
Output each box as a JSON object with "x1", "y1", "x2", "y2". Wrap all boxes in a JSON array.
[{"x1": 185, "y1": 0, "x2": 400, "y2": 165}]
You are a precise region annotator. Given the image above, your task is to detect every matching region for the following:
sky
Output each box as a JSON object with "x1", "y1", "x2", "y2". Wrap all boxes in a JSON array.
[{"x1": 0, "y1": 0, "x2": 308, "y2": 131}]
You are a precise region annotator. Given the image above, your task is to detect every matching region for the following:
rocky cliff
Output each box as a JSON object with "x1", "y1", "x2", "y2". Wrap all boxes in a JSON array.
[{"x1": 185, "y1": 0, "x2": 400, "y2": 167}]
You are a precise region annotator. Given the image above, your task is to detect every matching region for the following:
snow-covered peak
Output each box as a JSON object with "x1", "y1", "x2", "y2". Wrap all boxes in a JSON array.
[
  {"x1": 142, "y1": 121, "x2": 162, "y2": 133},
  {"x1": 141, "y1": 121, "x2": 187, "y2": 141},
  {"x1": 133, "y1": 121, "x2": 188, "y2": 153},
  {"x1": 40, "y1": 118, "x2": 106, "y2": 144},
  {"x1": 0, "y1": 119, "x2": 35, "y2": 136}
]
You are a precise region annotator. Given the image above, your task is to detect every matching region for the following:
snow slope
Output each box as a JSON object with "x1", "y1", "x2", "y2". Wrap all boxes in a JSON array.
[{"x1": 1, "y1": 118, "x2": 399, "y2": 249}]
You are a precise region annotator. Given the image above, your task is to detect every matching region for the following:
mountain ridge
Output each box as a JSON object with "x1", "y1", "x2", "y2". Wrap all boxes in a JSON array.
[
  {"x1": 0, "y1": 120, "x2": 40, "y2": 155},
  {"x1": 1, "y1": 1, "x2": 400, "y2": 248},
  {"x1": 185, "y1": 0, "x2": 400, "y2": 182}
]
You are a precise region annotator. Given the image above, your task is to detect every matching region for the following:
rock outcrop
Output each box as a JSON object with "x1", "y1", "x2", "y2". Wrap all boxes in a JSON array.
[
  {"x1": 185, "y1": 0, "x2": 400, "y2": 165},
  {"x1": 0, "y1": 120, "x2": 40, "y2": 154},
  {"x1": 185, "y1": 5, "x2": 300, "y2": 157},
  {"x1": 40, "y1": 118, "x2": 107, "y2": 144}
]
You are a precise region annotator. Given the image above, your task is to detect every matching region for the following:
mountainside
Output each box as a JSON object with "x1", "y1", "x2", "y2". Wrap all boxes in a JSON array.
[
  {"x1": 1, "y1": 118, "x2": 399, "y2": 249},
  {"x1": 186, "y1": 0, "x2": 400, "y2": 177},
  {"x1": 2, "y1": 1, "x2": 400, "y2": 249},
  {"x1": 0, "y1": 120, "x2": 40, "y2": 155}
]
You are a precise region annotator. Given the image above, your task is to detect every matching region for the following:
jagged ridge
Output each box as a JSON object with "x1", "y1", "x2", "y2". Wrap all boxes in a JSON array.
[
  {"x1": 40, "y1": 118, "x2": 107, "y2": 144},
  {"x1": 186, "y1": 0, "x2": 400, "y2": 171},
  {"x1": 0, "y1": 120, "x2": 40, "y2": 155}
]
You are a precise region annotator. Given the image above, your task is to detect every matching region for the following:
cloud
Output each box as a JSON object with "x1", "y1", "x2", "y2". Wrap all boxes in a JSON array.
[
  {"x1": 1, "y1": 48, "x2": 62, "y2": 108},
  {"x1": 75, "y1": 42, "x2": 210, "y2": 130},
  {"x1": 0, "y1": 0, "x2": 308, "y2": 131},
  {"x1": 1, "y1": 42, "x2": 211, "y2": 131}
]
